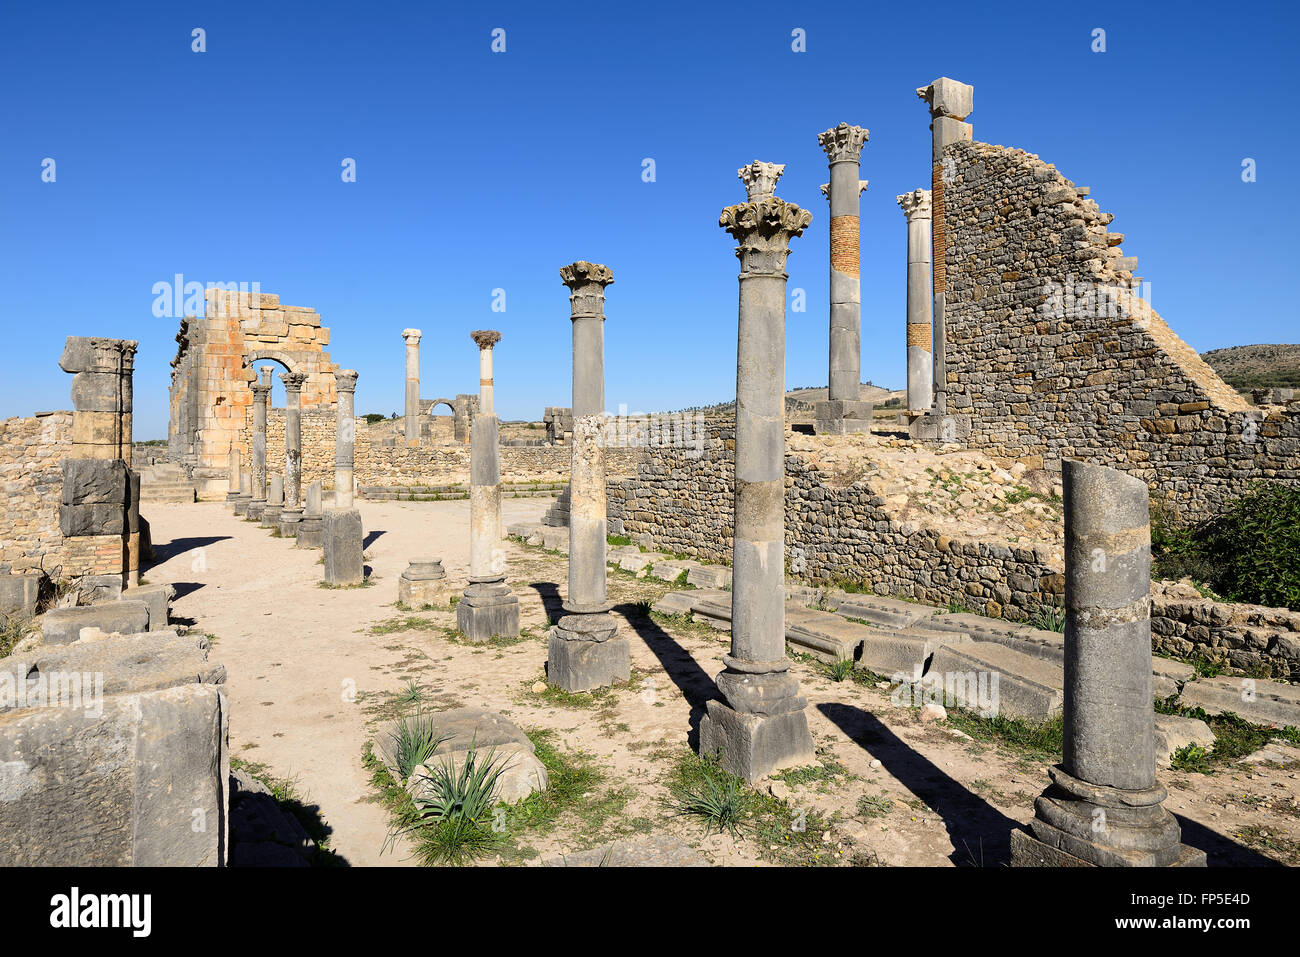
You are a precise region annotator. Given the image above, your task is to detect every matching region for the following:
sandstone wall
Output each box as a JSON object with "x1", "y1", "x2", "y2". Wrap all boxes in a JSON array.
[
  {"x1": 1152, "y1": 581, "x2": 1300, "y2": 681},
  {"x1": 943, "y1": 140, "x2": 1300, "y2": 521},
  {"x1": 0, "y1": 412, "x2": 72, "y2": 578}
]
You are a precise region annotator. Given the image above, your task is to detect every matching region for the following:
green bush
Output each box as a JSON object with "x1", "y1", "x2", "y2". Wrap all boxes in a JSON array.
[{"x1": 1197, "y1": 482, "x2": 1300, "y2": 610}]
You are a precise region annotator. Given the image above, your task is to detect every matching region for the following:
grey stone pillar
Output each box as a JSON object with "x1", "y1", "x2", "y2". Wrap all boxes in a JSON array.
[
  {"x1": 297, "y1": 482, "x2": 323, "y2": 548},
  {"x1": 262, "y1": 474, "x2": 283, "y2": 528},
  {"x1": 225, "y1": 442, "x2": 242, "y2": 503},
  {"x1": 1011, "y1": 460, "x2": 1205, "y2": 867},
  {"x1": 233, "y1": 469, "x2": 251, "y2": 515},
  {"x1": 403, "y1": 328, "x2": 421, "y2": 445},
  {"x1": 814, "y1": 123, "x2": 873, "y2": 435},
  {"x1": 334, "y1": 369, "x2": 358, "y2": 508},
  {"x1": 698, "y1": 162, "x2": 816, "y2": 783},
  {"x1": 897, "y1": 189, "x2": 934, "y2": 415},
  {"x1": 279, "y1": 372, "x2": 306, "y2": 537},
  {"x1": 548, "y1": 262, "x2": 628, "y2": 691},
  {"x1": 247, "y1": 367, "x2": 272, "y2": 521},
  {"x1": 457, "y1": 336, "x2": 520, "y2": 643},
  {"x1": 909, "y1": 78, "x2": 974, "y2": 443},
  {"x1": 470, "y1": 331, "x2": 500, "y2": 416}
]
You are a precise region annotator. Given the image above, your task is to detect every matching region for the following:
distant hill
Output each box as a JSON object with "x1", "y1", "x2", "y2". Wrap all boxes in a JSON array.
[{"x1": 1201, "y1": 344, "x2": 1300, "y2": 393}]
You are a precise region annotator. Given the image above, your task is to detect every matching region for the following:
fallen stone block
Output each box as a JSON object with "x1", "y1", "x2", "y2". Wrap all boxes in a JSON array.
[
  {"x1": 0, "y1": 572, "x2": 42, "y2": 618},
  {"x1": 39, "y1": 599, "x2": 150, "y2": 645},
  {"x1": 651, "y1": 560, "x2": 700, "y2": 585},
  {"x1": 687, "y1": 565, "x2": 732, "y2": 590},
  {"x1": 1237, "y1": 740, "x2": 1300, "y2": 766},
  {"x1": 784, "y1": 607, "x2": 869, "y2": 663},
  {"x1": 830, "y1": 594, "x2": 929, "y2": 630},
  {"x1": 650, "y1": 590, "x2": 700, "y2": 618},
  {"x1": 506, "y1": 521, "x2": 543, "y2": 539},
  {"x1": 0, "y1": 683, "x2": 229, "y2": 866},
  {"x1": 858, "y1": 626, "x2": 972, "y2": 677},
  {"x1": 1178, "y1": 676, "x2": 1300, "y2": 728},
  {"x1": 122, "y1": 582, "x2": 174, "y2": 630},
  {"x1": 926, "y1": 641, "x2": 1064, "y2": 721},
  {"x1": 1153, "y1": 714, "x2": 1216, "y2": 768},
  {"x1": 618, "y1": 552, "x2": 655, "y2": 574}
]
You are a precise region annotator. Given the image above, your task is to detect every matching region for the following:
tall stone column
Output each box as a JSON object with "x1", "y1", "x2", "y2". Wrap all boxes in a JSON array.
[
  {"x1": 471, "y1": 331, "x2": 500, "y2": 416},
  {"x1": 457, "y1": 334, "x2": 520, "y2": 643},
  {"x1": 699, "y1": 162, "x2": 816, "y2": 783},
  {"x1": 814, "y1": 123, "x2": 872, "y2": 435},
  {"x1": 280, "y1": 372, "x2": 307, "y2": 537},
  {"x1": 548, "y1": 262, "x2": 628, "y2": 691},
  {"x1": 225, "y1": 442, "x2": 242, "y2": 503},
  {"x1": 247, "y1": 367, "x2": 271, "y2": 521},
  {"x1": 1011, "y1": 460, "x2": 1205, "y2": 867},
  {"x1": 897, "y1": 189, "x2": 934, "y2": 416},
  {"x1": 403, "y1": 328, "x2": 422, "y2": 445},
  {"x1": 908, "y1": 78, "x2": 975, "y2": 443},
  {"x1": 334, "y1": 369, "x2": 358, "y2": 508}
]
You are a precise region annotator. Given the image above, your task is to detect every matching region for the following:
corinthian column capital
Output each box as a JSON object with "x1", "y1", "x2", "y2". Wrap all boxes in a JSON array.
[
  {"x1": 737, "y1": 161, "x2": 785, "y2": 201},
  {"x1": 897, "y1": 188, "x2": 933, "y2": 220},
  {"x1": 817, "y1": 122, "x2": 869, "y2": 164}
]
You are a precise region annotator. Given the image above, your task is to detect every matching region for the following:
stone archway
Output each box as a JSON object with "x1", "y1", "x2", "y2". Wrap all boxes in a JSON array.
[{"x1": 427, "y1": 397, "x2": 456, "y2": 416}]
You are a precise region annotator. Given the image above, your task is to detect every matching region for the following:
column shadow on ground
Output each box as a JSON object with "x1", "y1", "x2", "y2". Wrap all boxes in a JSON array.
[
  {"x1": 817, "y1": 701, "x2": 1022, "y2": 867},
  {"x1": 363, "y1": 529, "x2": 385, "y2": 550},
  {"x1": 614, "y1": 604, "x2": 720, "y2": 752},
  {"x1": 148, "y1": 535, "x2": 231, "y2": 565},
  {"x1": 1174, "y1": 813, "x2": 1282, "y2": 867}
]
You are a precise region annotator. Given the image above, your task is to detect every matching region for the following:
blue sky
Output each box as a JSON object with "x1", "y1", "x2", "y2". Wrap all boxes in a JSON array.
[{"x1": 1, "y1": 0, "x2": 1296, "y2": 438}]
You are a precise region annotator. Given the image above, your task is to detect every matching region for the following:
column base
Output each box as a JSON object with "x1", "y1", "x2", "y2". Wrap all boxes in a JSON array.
[
  {"x1": 1015, "y1": 765, "x2": 1207, "y2": 867},
  {"x1": 232, "y1": 495, "x2": 252, "y2": 516},
  {"x1": 323, "y1": 508, "x2": 364, "y2": 584},
  {"x1": 279, "y1": 507, "x2": 303, "y2": 538},
  {"x1": 456, "y1": 579, "x2": 520, "y2": 642},
  {"x1": 225, "y1": 491, "x2": 241, "y2": 503},
  {"x1": 261, "y1": 505, "x2": 282, "y2": 528},
  {"x1": 547, "y1": 613, "x2": 628, "y2": 691},
  {"x1": 698, "y1": 698, "x2": 816, "y2": 784},
  {"x1": 246, "y1": 501, "x2": 266, "y2": 521},
  {"x1": 296, "y1": 515, "x2": 323, "y2": 548},
  {"x1": 1009, "y1": 828, "x2": 1206, "y2": 868},
  {"x1": 813, "y1": 399, "x2": 874, "y2": 435},
  {"x1": 908, "y1": 412, "x2": 971, "y2": 443}
]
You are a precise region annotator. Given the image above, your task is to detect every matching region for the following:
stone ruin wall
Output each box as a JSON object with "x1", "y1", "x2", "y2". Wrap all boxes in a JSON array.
[
  {"x1": 0, "y1": 412, "x2": 73, "y2": 578},
  {"x1": 607, "y1": 424, "x2": 1300, "y2": 678},
  {"x1": 170, "y1": 289, "x2": 336, "y2": 499},
  {"x1": 943, "y1": 140, "x2": 1300, "y2": 521},
  {"x1": 240, "y1": 408, "x2": 645, "y2": 489}
]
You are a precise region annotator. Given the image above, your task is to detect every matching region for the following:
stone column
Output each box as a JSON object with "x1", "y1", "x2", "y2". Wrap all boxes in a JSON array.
[
  {"x1": 247, "y1": 368, "x2": 272, "y2": 521},
  {"x1": 1011, "y1": 460, "x2": 1206, "y2": 867},
  {"x1": 897, "y1": 189, "x2": 934, "y2": 416},
  {"x1": 909, "y1": 78, "x2": 974, "y2": 443},
  {"x1": 814, "y1": 123, "x2": 872, "y2": 435},
  {"x1": 262, "y1": 474, "x2": 283, "y2": 528},
  {"x1": 225, "y1": 442, "x2": 242, "y2": 503},
  {"x1": 548, "y1": 262, "x2": 628, "y2": 691},
  {"x1": 457, "y1": 336, "x2": 520, "y2": 643},
  {"x1": 471, "y1": 331, "x2": 500, "y2": 416},
  {"x1": 334, "y1": 370, "x2": 358, "y2": 508},
  {"x1": 699, "y1": 162, "x2": 816, "y2": 783},
  {"x1": 279, "y1": 372, "x2": 307, "y2": 537},
  {"x1": 234, "y1": 469, "x2": 252, "y2": 515},
  {"x1": 403, "y1": 328, "x2": 422, "y2": 445},
  {"x1": 297, "y1": 481, "x2": 323, "y2": 548}
]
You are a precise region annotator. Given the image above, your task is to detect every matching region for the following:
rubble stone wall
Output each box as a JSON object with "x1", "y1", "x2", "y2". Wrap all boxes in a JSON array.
[{"x1": 0, "y1": 412, "x2": 72, "y2": 578}]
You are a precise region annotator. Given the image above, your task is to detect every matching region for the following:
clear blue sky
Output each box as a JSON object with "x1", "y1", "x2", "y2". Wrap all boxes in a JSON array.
[{"x1": 2, "y1": 0, "x2": 1296, "y2": 438}]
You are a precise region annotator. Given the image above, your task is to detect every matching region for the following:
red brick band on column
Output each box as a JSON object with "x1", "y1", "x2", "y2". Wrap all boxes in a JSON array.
[
  {"x1": 907, "y1": 323, "x2": 931, "y2": 350},
  {"x1": 829, "y1": 216, "x2": 860, "y2": 277},
  {"x1": 931, "y1": 164, "x2": 945, "y2": 294}
]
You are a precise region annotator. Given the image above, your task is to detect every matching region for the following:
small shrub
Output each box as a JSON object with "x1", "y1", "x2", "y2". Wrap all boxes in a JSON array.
[
  {"x1": 1027, "y1": 605, "x2": 1066, "y2": 633},
  {"x1": 826, "y1": 657, "x2": 854, "y2": 682},
  {"x1": 406, "y1": 745, "x2": 507, "y2": 865},
  {"x1": 665, "y1": 755, "x2": 752, "y2": 839},
  {"x1": 388, "y1": 713, "x2": 450, "y2": 780}
]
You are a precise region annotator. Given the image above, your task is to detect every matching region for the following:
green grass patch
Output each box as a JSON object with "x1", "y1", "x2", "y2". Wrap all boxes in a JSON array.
[{"x1": 944, "y1": 709, "x2": 1065, "y2": 758}]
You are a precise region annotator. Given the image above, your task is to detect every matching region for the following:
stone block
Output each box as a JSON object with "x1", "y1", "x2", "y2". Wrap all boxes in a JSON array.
[
  {"x1": 59, "y1": 502, "x2": 126, "y2": 537},
  {"x1": 927, "y1": 640, "x2": 1064, "y2": 721},
  {"x1": 1153, "y1": 714, "x2": 1216, "y2": 768},
  {"x1": 61, "y1": 458, "x2": 130, "y2": 506},
  {"x1": 1178, "y1": 676, "x2": 1300, "y2": 728},
  {"x1": 0, "y1": 573, "x2": 42, "y2": 618},
  {"x1": 40, "y1": 599, "x2": 149, "y2": 645},
  {"x1": 831, "y1": 594, "x2": 928, "y2": 629},
  {"x1": 858, "y1": 626, "x2": 972, "y2": 677},
  {"x1": 322, "y1": 508, "x2": 364, "y2": 585},
  {"x1": 456, "y1": 581, "x2": 519, "y2": 642},
  {"x1": 122, "y1": 582, "x2": 174, "y2": 630},
  {"x1": 0, "y1": 683, "x2": 228, "y2": 866},
  {"x1": 1009, "y1": 824, "x2": 1205, "y2": 869},
  {"x1": 698, "y1": 698, "x2": 816, "y2": 784},
  {"x1": 909, "y1": 412, "x2": 972, "y2": 442},
  {"x1": 547, "y1": 631, "x2": 630, "y2": 692},
  {"x1": 687, "y1": 565, "x2": 732, "y2": 589}
]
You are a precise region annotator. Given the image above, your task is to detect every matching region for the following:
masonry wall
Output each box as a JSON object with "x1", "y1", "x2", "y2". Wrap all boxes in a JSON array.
[
  {"x1": 943, "y1": 140, "x2": 1300, "y2": 521},
  {"x1": 0, "y1": 412, "x2": 71, "y2": 578}
]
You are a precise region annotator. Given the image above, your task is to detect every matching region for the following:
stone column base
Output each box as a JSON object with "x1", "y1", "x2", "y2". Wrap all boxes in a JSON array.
[
  {"x1": 246, "y1": 501, "x2": 266, "y2": 521},
  {"x1": 908, "y1": 412, "x2": 971, "y2": 443},
  {"x1": 280, "y1": 507, "x2": 303, "y2": 538},
  {"x1": 399, "y1": 560, "x2": 455, "y2": 608},
  {"x1": 225, "y1": 491, "x2": 241, "y2": 503},
  {"x1": 456, "y1": 579, "x2": 520, "y2": 642},
  {"x1": 232, "y1": 495, "x2": 252, "y2": 516},
  {"x1": 698, "y1": 698, "x2": 816, "y2": 784},
  {"x1": 813, "y1": 399, "x2": 874, "y2": 435},
  {"x1": 296, "y1": 515, "x2": 323, "y2": 548},
  {"x1": 547, "y1": 614, "x2": 628, "y2": 691},
  {"x1": 323, "y1": 508, "x2": 364, "y2": 584},
  {"x1": 261, "y1": 505, "x2": 282, "y2": 528},
  {"x1": 1010, "y1": 828, "x2": 1206, "y2": 868}
]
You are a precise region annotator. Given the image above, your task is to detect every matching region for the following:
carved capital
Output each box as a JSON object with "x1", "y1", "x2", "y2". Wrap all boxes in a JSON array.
[
  {"x1": 719, "y1": 198, "x2": 812, "y2": 276},
  {"x1": 738, "y1": 161, "x2": 784, "y2": 201},
  {"x1": 334, "y1": 369, "x2": 359, "y2": 393},
  {"x1": 817, "y1": 123, "x2": 869, "y2": 164},
  {"x1": 402, "y1": 328, "x2": 422, "y2": 344},
  {"x1": 916, "y1": 77, "x2": 973, "y2": 120},
  {"x1": 559, "y1": 261, "x2": 614, "y2": 289},
  {"x1": 561, "y1": 261, "x2": 613, "y2": 320},
  {"x1": 280, "y1": 371, "x2": 308, "y2": 393},
  {"x1": 470, "y1": 329, "x2": 502, "y2": 350},
  {"x1": 896, "y1": 188, "x2": 932, "y2": 220}
]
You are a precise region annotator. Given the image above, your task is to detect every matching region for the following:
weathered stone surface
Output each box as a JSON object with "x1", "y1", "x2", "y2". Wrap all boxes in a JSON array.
[
  {"x1": 123, "y1": 582, "x2": 174, "y2": 630},
  {"x1": 928, "y1": 640, "x2": 1063, "y2": 720},
  {"x1": 1178, "y1": 676, "x2": 1300, "y2": 728},
  {"x1": 456, "y1": 581, "x2": 519, "y2": 642},
  {"x1": 0, "y1": 573, "x2": 42, "y2": 618},
  {"x1": 0, "y1": 683, "x2": 228, "y2": 866},
  {"x1": 1152, "y1": 714, "x2": 1216, "y2": 768},
  {"x1": 40, "y1": 599, "x2": 149, "y2": 645},
  {"x1": 60, "y1": 458, "x2": 129, "y2": 506},
  {"x1": 547, "y1": 630, "x2": 629, "y2": 692},
  {"x1": 322, "y1": 508, "x2": 364, "y2": 585},
  {"x1": 698, "y1": 698, "x2": 816, "y2": 783},
  {"x1": 544, "y1": 834, "x2": 707, "y2": 867}
]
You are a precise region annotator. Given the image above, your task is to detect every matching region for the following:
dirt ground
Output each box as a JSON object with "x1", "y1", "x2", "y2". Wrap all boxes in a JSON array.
[{"x1": 142, "y1": 499, "x2": 1299, "y2": 867}]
